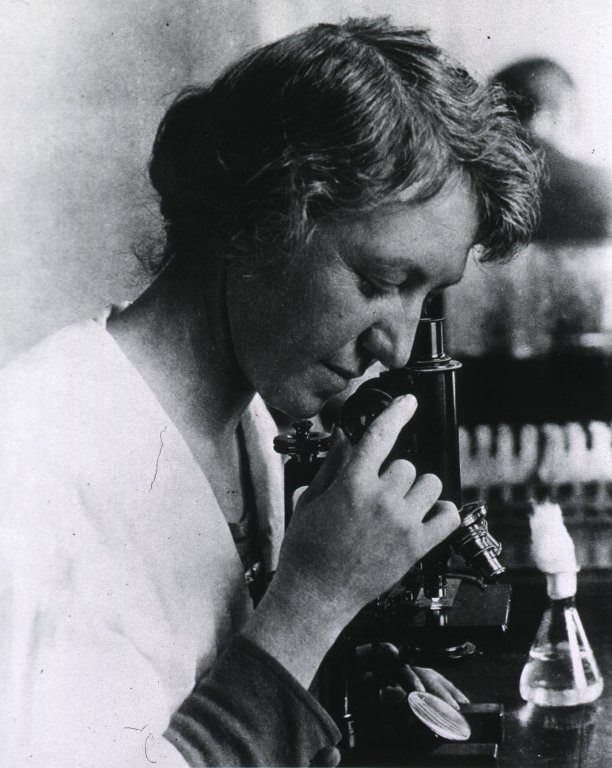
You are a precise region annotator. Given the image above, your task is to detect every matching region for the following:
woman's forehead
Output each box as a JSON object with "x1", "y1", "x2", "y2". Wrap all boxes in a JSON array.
[
  {"x1": 327, "y1": 182, "x2": 478, "y2": 272},
  {"x1": 329, "y1": 175, "x2": 478, "y2": 237}
]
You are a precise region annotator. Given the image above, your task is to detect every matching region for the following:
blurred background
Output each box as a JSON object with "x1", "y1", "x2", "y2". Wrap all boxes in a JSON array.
[{"x1": 2, "y1": 0, "x2": 612, "y2": 567}]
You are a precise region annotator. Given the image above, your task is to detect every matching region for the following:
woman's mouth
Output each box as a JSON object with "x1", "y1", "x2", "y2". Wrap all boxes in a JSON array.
[{"x1": 321, "y1": 361, "x2": 363, "y2": 382}]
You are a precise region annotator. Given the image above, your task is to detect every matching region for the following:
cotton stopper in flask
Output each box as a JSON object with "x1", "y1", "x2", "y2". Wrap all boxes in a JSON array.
[{"x1": 519, "y1": 501, "x2": 603, "y2": 706}]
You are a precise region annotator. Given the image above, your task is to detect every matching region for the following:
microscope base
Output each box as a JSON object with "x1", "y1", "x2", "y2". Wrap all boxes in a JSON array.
[
  {"x1": 331, "y1": 580, "x2": 510, "y2": 764},
  {"x1": 342, "y1": 703, "x2": 503, "y2": 767},
  {"x1": 420, "y1": 741, "x2": 499, "y2": 767}
]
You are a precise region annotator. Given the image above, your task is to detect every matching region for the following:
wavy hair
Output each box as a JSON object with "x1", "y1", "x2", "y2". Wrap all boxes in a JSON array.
[{"x1": 148, "y1": 18, "x2": 542, "y2": 273}]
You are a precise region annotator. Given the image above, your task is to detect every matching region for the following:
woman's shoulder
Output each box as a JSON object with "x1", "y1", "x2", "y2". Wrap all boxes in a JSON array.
[
  {"x1": 0, "y1": 314, "x2": 164, "y2": 461},
  {"x1": 3, "y1": 313, "x2": 112, "y2": 375},
  {"x1": 1, "y1": 318, "x2": 117, "y2": 415}
]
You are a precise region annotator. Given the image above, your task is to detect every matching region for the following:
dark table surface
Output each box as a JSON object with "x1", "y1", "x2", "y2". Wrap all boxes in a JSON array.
[{"x1": 445, "y1": 569, "x2": 612, "y2": 768}]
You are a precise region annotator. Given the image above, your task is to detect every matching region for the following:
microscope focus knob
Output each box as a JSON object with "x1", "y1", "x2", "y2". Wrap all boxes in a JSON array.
[{"x1": 273, "y1": 420, "x2": 331, "y2": 461}]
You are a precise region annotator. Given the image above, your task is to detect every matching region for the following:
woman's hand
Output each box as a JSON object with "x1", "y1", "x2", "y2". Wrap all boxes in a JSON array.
[
  {"x1": 277, "y1": 394, "x2": 460, "y2": 616},
  {"x1": 356, "y1": 642, "x2": 470, "y2": 710},
  {"x1": 401, "y1": 666, "x2": 470, "y2": 710},
  {"x1": 243, "y1": 395, "x2": 461, "y2": 689}
]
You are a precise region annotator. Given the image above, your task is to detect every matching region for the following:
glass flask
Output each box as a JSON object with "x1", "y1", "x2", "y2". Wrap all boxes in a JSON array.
[{"x1": 520, "y1": 574, "x2": 603, "y2": 707}]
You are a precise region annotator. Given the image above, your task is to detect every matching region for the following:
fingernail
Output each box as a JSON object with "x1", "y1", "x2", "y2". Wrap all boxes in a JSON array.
[{"x1": 398, "y1": 393, "x2": 417, "y2": 407}]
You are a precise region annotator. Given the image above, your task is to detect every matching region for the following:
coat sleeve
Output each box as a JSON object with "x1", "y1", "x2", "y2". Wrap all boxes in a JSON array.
[{"x1": 166, "y1": 634, "x2": 341, "y2": 767}]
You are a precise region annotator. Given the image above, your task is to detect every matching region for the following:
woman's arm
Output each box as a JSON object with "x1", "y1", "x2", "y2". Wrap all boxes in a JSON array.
[{"x1": 165, "y1": 634, "x2": 341, "y2": 767}]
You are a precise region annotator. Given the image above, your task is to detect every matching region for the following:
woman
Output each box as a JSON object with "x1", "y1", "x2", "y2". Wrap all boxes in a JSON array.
[{"x1": 1, "y1": 18, "x2": 540, "y2": 767}]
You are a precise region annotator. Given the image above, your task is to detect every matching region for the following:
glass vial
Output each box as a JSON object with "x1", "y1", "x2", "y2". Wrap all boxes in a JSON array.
[{"x1": 519, "y1": 573, "x2": 603, "y2": 706}]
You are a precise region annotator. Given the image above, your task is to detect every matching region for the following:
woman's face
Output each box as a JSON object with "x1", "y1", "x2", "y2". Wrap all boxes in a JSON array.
[{"x1": 226, "y1": 178, "x2": 479, "y2": 418}]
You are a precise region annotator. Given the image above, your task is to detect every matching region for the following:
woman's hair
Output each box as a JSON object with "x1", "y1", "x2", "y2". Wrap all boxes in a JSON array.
[{"x1": 148, "y1": 17, "x2": 542, "y2": 273}]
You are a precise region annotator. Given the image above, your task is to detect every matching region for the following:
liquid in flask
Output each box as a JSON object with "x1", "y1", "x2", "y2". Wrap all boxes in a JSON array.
[{"x1": 519, "y1": 595, "x2": 603, "y2": 707}]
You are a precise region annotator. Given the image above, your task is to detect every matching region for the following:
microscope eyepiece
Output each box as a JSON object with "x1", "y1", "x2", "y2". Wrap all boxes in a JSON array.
[{"x1": 339, "y1": 387, "x2": 394, "y2": 444}]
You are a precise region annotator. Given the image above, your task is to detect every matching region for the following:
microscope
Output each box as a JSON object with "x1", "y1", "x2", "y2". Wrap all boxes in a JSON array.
[{"x1": 274, "y1": 317, "x2": 510, "y2": 766}]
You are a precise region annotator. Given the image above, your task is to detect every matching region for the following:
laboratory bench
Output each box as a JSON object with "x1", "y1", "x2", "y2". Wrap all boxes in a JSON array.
[{"x1": 444, "y1": 568, "x2": 612, "y2": 768}]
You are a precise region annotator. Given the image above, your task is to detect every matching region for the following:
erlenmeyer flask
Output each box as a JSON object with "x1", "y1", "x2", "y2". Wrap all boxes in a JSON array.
[{"x1": 520, "y1": 574, "x2": 603, "y2": 706}]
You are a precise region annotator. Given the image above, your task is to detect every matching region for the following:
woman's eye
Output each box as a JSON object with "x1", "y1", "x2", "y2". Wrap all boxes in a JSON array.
[{"x1": 357, "y1": 276, "x2": 389, "y2": 299}]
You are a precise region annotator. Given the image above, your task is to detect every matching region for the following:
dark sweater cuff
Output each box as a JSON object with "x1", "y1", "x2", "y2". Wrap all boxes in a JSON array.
[{"x1": 165, "y1": 634, "x2": 341, "y2": 766}]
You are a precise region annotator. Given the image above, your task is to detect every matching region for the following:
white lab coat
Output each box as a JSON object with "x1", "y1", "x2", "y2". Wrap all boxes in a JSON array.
[{"x1": 0, "y1": 313, "x2": 285, "y2": 766}]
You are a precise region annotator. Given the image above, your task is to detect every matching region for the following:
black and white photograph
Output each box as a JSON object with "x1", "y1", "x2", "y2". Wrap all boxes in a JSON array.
[{"x1": 2, "y1": 1, "x2": 612, "y2": 766}]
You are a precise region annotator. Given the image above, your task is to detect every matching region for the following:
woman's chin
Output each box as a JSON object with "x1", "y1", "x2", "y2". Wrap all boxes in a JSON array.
[{"x1": 265, "y1": 388, "x2": 333, "y2": 422}]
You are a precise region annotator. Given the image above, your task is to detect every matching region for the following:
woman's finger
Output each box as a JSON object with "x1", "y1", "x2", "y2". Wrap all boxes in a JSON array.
[
  {"x1": 380, "y1": 458, "x2": 417, "y2": 491},
  {"x1": 351, "y1": 394, "x2": 418, "y2": 473},
  {"x1": 396, "y1": 663, "x2": 426, "y2": 693},
  {"x1": 404, "y1": 473, "x2": 442, "y2": 511},
  {"x1": 420, "y1": 498, "x2": 461, "y2": 543},
  {"x1": 411, "y1": 667, "x2": 471, "y2": 709},
  {"x1": 354, "y1": 642, "x2": 400, "y2": 672}
]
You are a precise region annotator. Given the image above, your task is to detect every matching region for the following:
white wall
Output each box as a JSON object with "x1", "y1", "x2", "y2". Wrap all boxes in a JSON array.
[
  {"x1": 2, "y1": 0, "x2": 611, "y2": 362},
  {"x1": 261, "y1": 0, "x2": 612, "y2": 163},
  {"x1": 1, "y1": 0, "x2": 261, "y2": 362}
]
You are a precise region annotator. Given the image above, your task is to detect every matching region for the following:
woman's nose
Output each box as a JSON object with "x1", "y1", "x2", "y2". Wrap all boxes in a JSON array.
[{"x1": 358, "y1": 308, "x2": 420, "y2": 369}]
